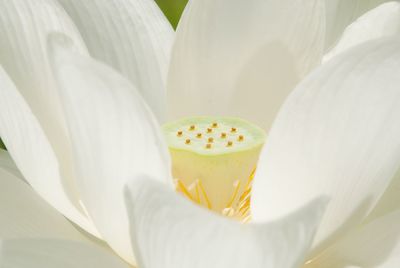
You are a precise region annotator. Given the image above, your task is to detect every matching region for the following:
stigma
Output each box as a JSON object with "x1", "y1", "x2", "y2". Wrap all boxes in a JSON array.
[{"x1": 162, "y1": 116, "x2": 266, "y2": 222}]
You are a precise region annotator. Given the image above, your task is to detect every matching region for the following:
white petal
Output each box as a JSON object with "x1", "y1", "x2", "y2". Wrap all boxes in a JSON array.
[
  {"x1": 49, "y1": 33, "x2": 171, "y2": 265},
  {"x1": 125, "y1": 176, "x2": 327, "y2": 268},
  {"x1": 308, "y1": 210, "x2": 400, "y2": 268},
  {"x1": 324, "y1": 0, "x2": 389, "y2": 51},
  {"x1": 0, "y1": 149, "x2": 21, "y2": 179},
  {"x1": 0, "y1": 160, "x2": 87, "y2": 241},
  {"x1": 0, "y1": 239, "x2": 130, "y2": 268},
  {"x1": 167, "y1": 0, "x2": 325, "y2": 131},
  {"x1": 251, "y1": 38, "x2": 400, "y2": 255},
  {"x1": 324, "y1": 2, "x2": 400, "y2": 61},
  {"x1": 0, "y1": 66, "x2": 98, "y2": 236},
  {"x1": 367, "y1": 169, "x2": 400, "y2": 222},
  {"x1": 0, "y1": 0, "x2": 99, "y2": 236},
  {"x1": 56, "y1": 0, "x2": 174, "y2": 122}
]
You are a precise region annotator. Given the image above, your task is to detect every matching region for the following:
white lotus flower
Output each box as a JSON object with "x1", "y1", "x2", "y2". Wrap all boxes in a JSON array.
[{"x1": 1, "y1": 0, "x2": 400, "y2": 267}]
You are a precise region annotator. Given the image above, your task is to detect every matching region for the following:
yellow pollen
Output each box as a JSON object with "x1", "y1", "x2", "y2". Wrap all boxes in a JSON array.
[
  {"x1": 212, "y1": 122, "x2": 218, "y2": 128},
  {"x1": 189, "y1": 125, "x2": 196, "y2": 131},
  {"x1": 227, "y1": 141, "x2": 233, "y2": 147},
  {"x1": 177, "y1": 131, "x2": 183, "y2": 137},
  {"x1": 231, "y1": 127, "x2": 237, "y2": 133},
  {"x1": 196, "y1": 133, "x2": 202, "y2": 138},
  {"x1": 185, "y1": 139, "x2": 191, "y2": 145},
  {"x1": 207, "y1": 128, "x2": 213, "y2": 133},
  {"x1": 221, "y1": 132, "x2": 227, "y2": 138},
  {"x1": 205, "y1": 143, "x2": 212, "y2": 149},
  {"x1": 208, "y1": 137, "x2": 214, "y2": 143},
  {"x1": 238, "y1": 135, "x2": 244, "y2": 141}
]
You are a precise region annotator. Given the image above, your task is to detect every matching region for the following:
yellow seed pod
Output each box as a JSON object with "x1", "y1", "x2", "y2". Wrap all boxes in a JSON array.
[{"x1": 162, "y1": 116, "x2": 266, "y2": 215}]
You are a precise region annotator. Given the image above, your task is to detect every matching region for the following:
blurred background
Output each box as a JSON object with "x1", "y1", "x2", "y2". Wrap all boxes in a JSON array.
[
  {"x1": 0, "y1": 0, "x2": 188, "y2": 150},
  {"x1": 155, "y1": 0, "x2": 188, "y2": 29}
]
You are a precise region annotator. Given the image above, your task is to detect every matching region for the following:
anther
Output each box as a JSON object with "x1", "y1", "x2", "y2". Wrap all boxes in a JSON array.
[
  {"x1": 212, "y1": 122, "x2": 218, "y2": 128},
  {"x1": 177, "y1": 131, "x2": 183, "y2": 137},
  {"x1": 189, "y1": 125, "x2": 196, "y2": 131},
  {"x1": 207, "y1": 128, "x2": 213, "y2": 133},
  {"x1": 196, "y1": 133, "x2": 202, "y2": 138},
  {"x1": 221, "y1": 132, "x2": 227, "y2": 138},
  {"x1": 208, "y1": 137, "x2": 214, "y2": 143},
  {"x1": 227, "y1": 141, "x2": 233, "y2": 147},
  {"x1": 231, "y1": 127, "x2": 237, "y2": 133},
  {"x1": 185, "y1": 139, "x2": 191, "y2": 145},
  {"x1": 205, "y1": 143, "x2": 212, "y2": 149},
  {"x1": 238, "y1": 135, "x2": 244, "y2": 141}
]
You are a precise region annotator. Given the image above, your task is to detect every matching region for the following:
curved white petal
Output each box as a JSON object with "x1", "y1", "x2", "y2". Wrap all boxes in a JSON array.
[
  {"x1": 324, "y1": 0, "x2": 389, "y2": 51},
  {"x1": 0, "y1": 239, "x2": 130, "y2": 268},
  {"x1": 324, "y1": 2, "x2": 400, "y2": 61},
  {"x1": 308, "y1": 210, "x2": 400, "y2": 268},
  {"x1": 0, "y1": 149, "x2": 21, "y2": 179},
  {"x1": 0, "y1": 0, "x2": 99, "y2": 236},
  {"x1": 0, "y1": 66, "x2": 97, "y2": 236},
  {"x1": 125, "y1": 176, "x2": 327, "y2": 268},
  {"x1": 167, "y1": 0, "x2": 325, "y2": 131},
  {"x1": 252, "y1": 38, "x2": 400, "y2": 255},
  {"x1": 49, "y1": 34, "x2": 171, "y2": 265},
  {"x1": 0, "y1": 161, "x2": 86, "y2": 241},
  {"x1": 366, "y1": 167, "x2": 400, "y2": 222},
  {"x1": 56, "y1": 0, "x2": 174, "y2": 122}
]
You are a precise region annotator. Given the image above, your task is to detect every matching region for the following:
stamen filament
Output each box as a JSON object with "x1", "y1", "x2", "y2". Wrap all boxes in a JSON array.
[
  {"x1": 226, "y1": 180, "x2": 241, "y2": 208},
  {"x1": 176, "y1": 179, "x2": 194, "y2": 201},
  {"x1": 197, "y1": 180, "x2": 212, "y2": 209}
]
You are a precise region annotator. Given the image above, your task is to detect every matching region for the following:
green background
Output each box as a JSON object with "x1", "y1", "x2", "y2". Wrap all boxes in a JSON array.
[{"x1": 155, "y1": 0, "x2": 188, "y2": 29}]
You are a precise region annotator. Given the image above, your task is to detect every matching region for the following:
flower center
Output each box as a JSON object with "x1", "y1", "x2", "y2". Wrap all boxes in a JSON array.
[{"x1": 162, "y1": 117, "x2": 266, "y2": 222}]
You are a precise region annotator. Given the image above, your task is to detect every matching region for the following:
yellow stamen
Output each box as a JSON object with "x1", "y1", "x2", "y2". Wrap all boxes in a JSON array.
[
  {"x1": 185, "y1": 139, "x2": 191, "y2": 145},
  {"x1": 226, "y1": 180, "x2": 241, "y2": 208},
  {"x1": 194, "y1": 180, "x2": 201, "y2": 203},
  {"x1": 175, "y1": 180, "x2": 193, "y2": 201},
  {"x1": 174, "y1": 168, "x2": 256, "y2": 222},
  {"x1": 242, "y1": 215, "x2": 252, "y2": 224},
  {"x1": 197, "y1": 180, "x2": 212, "y2": 209}
]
